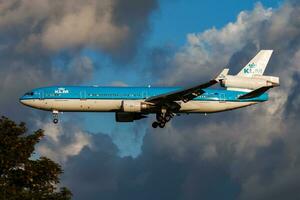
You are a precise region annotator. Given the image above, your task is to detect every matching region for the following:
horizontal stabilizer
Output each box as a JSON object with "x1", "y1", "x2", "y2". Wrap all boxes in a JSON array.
[
  {"x1": 238, "y1": 86, "x2": 273, "y2": 99},
  {"x1": 216, "y1": 68, "x2": 229, "y2": 81}
]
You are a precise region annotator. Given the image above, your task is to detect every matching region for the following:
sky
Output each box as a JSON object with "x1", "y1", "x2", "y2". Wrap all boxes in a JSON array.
[
  {"x1": 81, "y1": 0, "x2": 284, "y2": 156},
  {"x1": 3, "y1": 0, "x2": 300, "y2": 199},
  {"x1": 149, "y1": 0, "x2": 282, "y2": 46},
  {"x1": 80, "y1": 0, "x2": 281, "y2": 156}
]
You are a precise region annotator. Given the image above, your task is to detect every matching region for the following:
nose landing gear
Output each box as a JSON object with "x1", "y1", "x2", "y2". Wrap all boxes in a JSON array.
[{"x1": 52, "y1": 110, "x2": 59, "y2": 124}]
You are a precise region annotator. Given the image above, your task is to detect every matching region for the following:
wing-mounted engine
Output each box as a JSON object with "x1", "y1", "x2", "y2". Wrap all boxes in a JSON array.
[
  {"x1": 116, "y1": 100, "x2": 153, "y2": 122},
  {"x1": 121, "y1": 100, "x2": 154, "y2": 112},
  {"x1": 115, "y1": 112, "x2": 147, "y2": 122},
  {"x1": 219, "y1": 75, "x2": 279, "y2": 90}
]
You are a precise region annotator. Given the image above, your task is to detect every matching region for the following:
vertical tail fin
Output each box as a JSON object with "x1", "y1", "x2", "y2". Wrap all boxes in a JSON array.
[{"x1": 237, "y1": 50, "x2": 273, "y2": 77}]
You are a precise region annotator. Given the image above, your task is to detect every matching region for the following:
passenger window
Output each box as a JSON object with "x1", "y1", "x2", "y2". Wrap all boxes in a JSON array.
[{"x1": 25, "y1": 92, "x2": 34, "y2": 96}]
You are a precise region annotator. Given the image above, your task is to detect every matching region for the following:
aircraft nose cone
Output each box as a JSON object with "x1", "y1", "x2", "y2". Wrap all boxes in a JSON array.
[
  {"x1": 19, "y1": 98, "x2": 37, "y2": 108},
  {"x1": 19, "y1": 99, "x2": 26, "y2": 105},
  {"x1": 19, "y1": 97, "x2": 29, "y2": 106}
]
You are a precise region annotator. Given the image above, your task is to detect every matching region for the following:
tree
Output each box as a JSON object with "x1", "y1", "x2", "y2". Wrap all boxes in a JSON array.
[{"x1": 0, "y1": 116, "x2": 72, "y2": 200}]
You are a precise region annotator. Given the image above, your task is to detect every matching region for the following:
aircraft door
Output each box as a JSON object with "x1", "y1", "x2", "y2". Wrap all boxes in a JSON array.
[
  {"x1": 39, "y1": 91, "x2": 44, "y2": 100},
  {"x1": 80, "y1": 90, "x2": 87, "y2": 100},
  {"x1": 219, "y1": 93, "x2": 226, "y2": 102}
]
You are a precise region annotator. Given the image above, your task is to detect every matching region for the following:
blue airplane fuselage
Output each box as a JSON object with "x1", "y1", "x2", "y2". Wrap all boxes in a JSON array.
[
  {"x1": 19, "y1": 50, "x2": 277, "y2": 128},
  {"x1": 20, "y1": 86, "x2": 268, "y2": 114}
]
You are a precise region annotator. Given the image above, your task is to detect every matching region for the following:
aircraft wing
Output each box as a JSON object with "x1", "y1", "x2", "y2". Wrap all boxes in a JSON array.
[
  {"x1": 145, "y1": 80, "x2": 218, "y2": 104},
  {"x1": 238, "y1": 86, "x2": 273, "y2": 99}
]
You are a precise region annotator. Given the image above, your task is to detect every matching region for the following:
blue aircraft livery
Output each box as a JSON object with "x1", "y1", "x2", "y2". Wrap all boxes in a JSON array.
[{"x1": 20, "y1": 50, "x2": 279, "y2": 128}]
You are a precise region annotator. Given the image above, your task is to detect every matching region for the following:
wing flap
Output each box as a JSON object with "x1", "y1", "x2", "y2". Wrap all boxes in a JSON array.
[{"x1": 238, "y1": 86, "x2": 273, "y2": 99}]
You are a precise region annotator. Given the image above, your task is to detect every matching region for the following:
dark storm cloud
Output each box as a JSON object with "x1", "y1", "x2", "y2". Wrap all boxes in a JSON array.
[
  {"x1": 62, "y1": 131, "x2": 240, "y2": 200},
  {"x1": 144, "y1": 45, "x2": 176, "y2": 83},
  {"x1": 111, "y1": 0, "x2": 158, "y2": 61}
]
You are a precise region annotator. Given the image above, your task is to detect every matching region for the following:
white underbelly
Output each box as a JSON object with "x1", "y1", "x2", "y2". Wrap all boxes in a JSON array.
[
  {"x1": 22, "y1": 99, "x2": 257, "y2": 113},
  {"x1": 179, "y1": 101, "x2": 257, "y2": 113},
  {"x1": 23, "y1": 99, "x2": 123, "y2": 112}
]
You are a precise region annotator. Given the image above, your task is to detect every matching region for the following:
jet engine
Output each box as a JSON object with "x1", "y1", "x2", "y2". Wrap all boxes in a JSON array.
[
  {"x1": 219, "y1": 75, "x2": 279, "y2": 90},
  {"x1": 121, "y1": 100, "x2": 152, "y2": 112},
  {"x1": 115, "y1": 112, "x2": 147, "y2": 122}
]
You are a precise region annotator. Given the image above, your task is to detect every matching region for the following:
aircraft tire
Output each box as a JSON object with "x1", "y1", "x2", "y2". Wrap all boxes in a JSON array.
[
  {"x1": 53, "y1": 119, "x2": 58, "y2": 124},
  {"x1": 158, "y1": 122, "x2": 165, "y2": 128},
  {"x1": 165, "y1": 115, "x2": 171, "y2": 122},
  {"x1": 152, "y1": 122, "x2": 158, "y2": 128}
]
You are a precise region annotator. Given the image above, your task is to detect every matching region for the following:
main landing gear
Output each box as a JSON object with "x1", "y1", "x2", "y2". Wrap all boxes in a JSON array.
[
  {"x1": 152, "y1": 112, "x2": 174, "y2": 129},
  {"x1": 52, "y1": 110, "x2": 59, "y2": 124}
]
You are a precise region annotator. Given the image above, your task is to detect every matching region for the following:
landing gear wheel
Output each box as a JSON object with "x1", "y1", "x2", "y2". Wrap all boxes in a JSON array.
[
  {"x1": 52, "y1": 110, "x2": 59, "y2": 124},
  {"x1": 158, "y1": 122, "x2": 165, "y2": 128},
  {"x1": 165, "y1": 115, "x2": 171, "y2": 122},
  {"x1": 152, "y1": 122, "x2": 158, "y2": 128}
]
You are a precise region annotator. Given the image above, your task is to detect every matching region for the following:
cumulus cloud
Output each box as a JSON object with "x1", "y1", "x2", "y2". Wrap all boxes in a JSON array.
[
  {"x1": 159, "y1": 3, "x2": 273, "y2": 85},
  {"x1": 2, "y1": 1, "x2": 300, "y2": 200},
  {"x1": 144, "y1": 2, "x2": 300, "y2": 200},
  {"x1": 0, "y1": 0, "x2": 158, "y2": 120},
  {"x1": 0, "y1": 0, "x2": 157, "y2": 57},
  {"x1": 36, "y1": 120, "x2": 93, "y2": 163},
  {"x1": 55, "y1": 2, "x2": 300, "y2": 200},
  {"x1": 41, "y1": 1, "x2": 129, "y2": 52}
]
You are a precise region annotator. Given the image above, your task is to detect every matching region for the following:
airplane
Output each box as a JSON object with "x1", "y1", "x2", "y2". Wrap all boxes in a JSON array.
[{"x1": 20, "y1": 50, "x2": 279, "y2": 128}]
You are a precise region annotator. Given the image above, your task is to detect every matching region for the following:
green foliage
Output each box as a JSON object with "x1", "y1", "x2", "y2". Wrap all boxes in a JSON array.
[{"x1": 0, "y1": 116, "x2": 72, "y2": 200}]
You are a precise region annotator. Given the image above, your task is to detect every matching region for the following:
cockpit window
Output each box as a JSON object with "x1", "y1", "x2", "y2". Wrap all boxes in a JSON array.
[{"x1": 24, "y1": 92, "x2": 34, "y2": 96}]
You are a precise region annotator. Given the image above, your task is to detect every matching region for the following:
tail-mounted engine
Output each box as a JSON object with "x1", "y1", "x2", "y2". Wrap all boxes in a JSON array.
[{"x1": 219, "y1": 75, "x2": 279, "y2": 90}]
